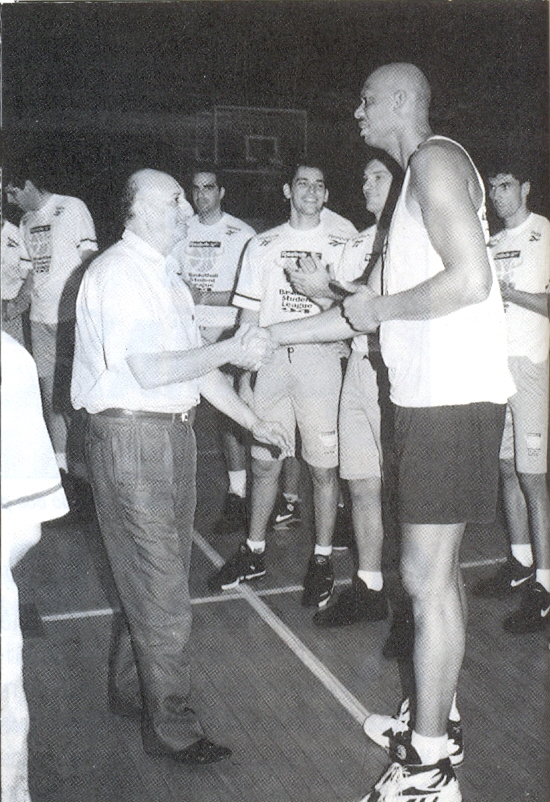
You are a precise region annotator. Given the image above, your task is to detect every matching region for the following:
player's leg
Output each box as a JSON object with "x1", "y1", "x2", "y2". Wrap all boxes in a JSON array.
[
  {"x1": 208, "y1": 352, "x2": 294, "y2": 591},
  {"x1": 294, "y1": 344, "x2": 342, "y2": 608},
  {"x1": 504, "y1": 358, "x2": 550, "y2": 630},
  {"x1": 401, "y1": 521, "x2": 467, "y2": 742},
  {"x1": 31, "y1": 322, "x2": 68, "y2": 468},
  {"x1": 315, "y1": 352, "x2": 388, "y2": 625}
]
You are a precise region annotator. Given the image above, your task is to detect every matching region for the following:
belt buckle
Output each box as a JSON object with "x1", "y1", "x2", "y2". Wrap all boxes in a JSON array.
[{"x1": 181, "y1": 411, "x2": 188, "y2": 422}]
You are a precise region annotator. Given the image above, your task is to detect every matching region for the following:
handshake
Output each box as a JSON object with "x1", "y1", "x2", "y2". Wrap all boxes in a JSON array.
[{"x1": 229, "y1": 323, "x2": 278, "y2": 372}]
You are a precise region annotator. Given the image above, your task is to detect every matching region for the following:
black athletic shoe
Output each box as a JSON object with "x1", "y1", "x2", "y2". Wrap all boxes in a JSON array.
[
  {"x1": 332, "y1": 505, "x2": 355, "y2": 551},
  {"x1": 213, "y1": 493, "x2": 248, "y2": 535},
  {"x1": 472, "y1": 556, "x2": 534, "y2": 599},
  {"x1": 313, "y1": 577, "x2": 388, "y2": 627},
  {"x1": 208, "y1": 542, "x2": 266, "y2": 592},
  {"x1": 382, "y1": 607, "x2": 414, "y2": 660},
  {"x1": 302, "y1": 554, "x2": 334, "y2": 608},
  {"x1": 503, "y1": 581, "x2": 550, "y2": 633},
  {"x1": 271, "y1": 496, "x2": 301, "y2": 530}
]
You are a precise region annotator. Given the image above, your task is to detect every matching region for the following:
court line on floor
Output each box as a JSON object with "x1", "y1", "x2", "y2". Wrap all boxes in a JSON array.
[
  {"x1": 40, "y1": 556, "x2": 505, "y2": 623},
  {"x1": 193, "y1": 530, "x2": 371, "y2": 725}
]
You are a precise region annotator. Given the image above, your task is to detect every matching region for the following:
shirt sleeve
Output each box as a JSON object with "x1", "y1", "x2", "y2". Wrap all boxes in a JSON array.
[
  {"x1": 71, "y1": 199, "x2": 98, "y2": 256},
  {"x1": 232, "y1": 238, "x2": 262, "y2": 311}
]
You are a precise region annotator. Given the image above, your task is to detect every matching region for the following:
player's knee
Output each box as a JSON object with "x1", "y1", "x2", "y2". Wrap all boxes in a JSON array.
[
  {"x1": 309, "y1": 464, "x2": 337, "y2": 488},
  {"x1": 251, "y1": 457, "x2": 281, "y2": 480},
  {"x1": 499, "y1": 458, "x2": 517, "y2": 481},
  {"x1": 517, "y1": 471, "x2": 549, "y2": 499}
]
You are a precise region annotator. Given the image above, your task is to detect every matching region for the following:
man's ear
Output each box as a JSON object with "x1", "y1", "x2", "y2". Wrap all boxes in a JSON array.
[
  {"x1": 521, "y1": 181, "x2": 531, "y2": 204},
  {"x1": 283, "y1": 183, "x2": 291, "y2": 200},
  {"x1": 219, "y1": 186, "x2": 226, "y2": 202},
  {"x1": 393, "y1": 89, "x2": 406, "y2": 111}
]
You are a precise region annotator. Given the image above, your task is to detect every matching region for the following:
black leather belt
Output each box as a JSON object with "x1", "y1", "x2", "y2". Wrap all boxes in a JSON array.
[{"x1": 96, "y1": 408, "x2": 194, "y2": 423}]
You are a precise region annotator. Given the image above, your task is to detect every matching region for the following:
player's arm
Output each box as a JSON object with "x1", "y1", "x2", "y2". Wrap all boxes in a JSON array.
[
  {"x1": 268, "y1": 304, "x2": 355, "y2": 346},
  {"x1": 199, "y1": 369, "x2": 291, "y2": 456},
  {"x1": 343, "y1": 143, "x2": 493, "y2": 331},
  {"x1": 500, "y1": 286, "x2": 549, "y2": 318},
  {"x1": 196, "y1": 290, "x2": 232, "y2": 306},
  {"x1": 127, "y1": 325, "x2": 270, "y2": 389}
]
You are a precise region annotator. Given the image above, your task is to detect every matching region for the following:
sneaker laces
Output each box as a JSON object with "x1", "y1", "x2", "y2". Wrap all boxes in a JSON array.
[{"x1": 373, "y1": 762, "x2": 408, "y2": 801}]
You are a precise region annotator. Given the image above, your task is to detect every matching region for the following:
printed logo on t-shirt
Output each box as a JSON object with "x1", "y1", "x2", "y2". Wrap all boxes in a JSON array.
[
  {"x1": 226, "y1": 226, "x2": 241, "y2": 237},
  {"x1": 28, "y1": 224, "x2": 53, "y2": 274},
  {"x1": 54, "y1": 205, "x2": 66, "y2": 217},
  {"x1": 529, "y1": 230, "x2": 542, "y2": 242},
  {"x1": 278, "y1": 250, "x2": 320, "y2": 315},
  {"x1": 184, "y1": 240, "x2": 224, "y2": 290}
]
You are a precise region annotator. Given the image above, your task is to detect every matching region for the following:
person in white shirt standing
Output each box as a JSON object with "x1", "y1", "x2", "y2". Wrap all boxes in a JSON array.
[
  {"x1": 209, "y1": 163, "x2": 357, "y2": 609},
  {"x1": 5, "y1": 164, "x2": 97, "y2": 486},
  {"x1": 72, "y1": 168, "x2": 289, "y2": 764},
  {"x1": 473, "y1": 163, "x2": 550, "y2": 634},
  {"x1": 169, "y1": 167, "x2": 255, "y2": 535}
]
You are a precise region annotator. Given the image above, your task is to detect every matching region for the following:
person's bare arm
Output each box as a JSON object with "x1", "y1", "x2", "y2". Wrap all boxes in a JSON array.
[
  {"x1": 196, "y1": 290, "x2": 232, "y2": 306},
  {"x1": 268, "y1": 304, "x2": 355, "y2": 345},
  {"x1": 127, "y1": 324, "x2": 272, "y2": 389},
  {"x1": 199, "y1": 369, "x2": 292, "y2": 456},
  {"x1": 500, "y1": 284, "x2": 550, "y2": 318},
  {"x1": 343, "y1": 142, "x2": 493, "y2": 331}
]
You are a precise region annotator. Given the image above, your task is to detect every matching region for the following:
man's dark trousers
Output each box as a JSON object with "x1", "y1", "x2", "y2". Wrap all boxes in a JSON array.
[{"x1": 87, "y1": 412, "x2": 204, "y2": 752}]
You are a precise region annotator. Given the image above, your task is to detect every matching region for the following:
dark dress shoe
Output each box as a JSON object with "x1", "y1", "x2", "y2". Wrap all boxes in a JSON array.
[
  {"x1": 175, "y1": 738, "x2": 232, "y2": 764},
  {"x1": 146, "y1": 737, "x2": 232, "y2": 765},
  {"x1": 109, "y1": 694, "x2": 142, "y2": 720}
]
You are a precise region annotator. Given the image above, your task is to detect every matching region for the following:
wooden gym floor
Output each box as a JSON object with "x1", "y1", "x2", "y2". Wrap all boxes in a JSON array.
[{"x1": 13, "y1": 403, "x2": 549, "y2": 802}]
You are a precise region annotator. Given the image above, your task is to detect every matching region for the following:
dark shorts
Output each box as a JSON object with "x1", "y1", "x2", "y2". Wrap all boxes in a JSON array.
[{"x1": 394, "y1": 402, "x2": 506, "y2": 525}]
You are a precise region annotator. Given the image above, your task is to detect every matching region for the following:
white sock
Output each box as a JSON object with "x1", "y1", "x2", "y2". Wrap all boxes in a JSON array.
[
  {"x1": 283, "y1": 493, "x2": 299, "y2": 503},
  {"x1": 357, "y1": 570, "x2": 383, "y2": 592},
  {"x1": 536, "y1": 569, "x2": 550, "y2": 592},
  {"x1": 449, "y1": 694, "x2": 461, "y2": 722},
  {"x1": 411, "y1": 731, "x2": 448, "y2": 765},
  {"x1": 511, "y1": 543, "x2": 534, "y2": 567},
  {"x1": 246, "y1": 538, "x2": 265, "y2": 553},
  {"x1": 314, "y1": 544, "x2": 332, "y2": 557},
  {"x1": 55, "y1": 452, "x2": 68, "y2": 472},
  {"x1": 228, "y1": 470, "x2": 247, "y2": 498}
]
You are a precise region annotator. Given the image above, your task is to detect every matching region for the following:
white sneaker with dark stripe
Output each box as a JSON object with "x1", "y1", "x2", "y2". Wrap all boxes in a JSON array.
[
  {"x1": 364, "y1": 698, "x2": 464, "y2": 767},
  {"x1": 360, "y1": 732, "x2": 462, "y2": 801}
]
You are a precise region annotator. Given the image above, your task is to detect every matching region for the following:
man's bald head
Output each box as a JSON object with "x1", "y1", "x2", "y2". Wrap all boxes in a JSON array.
[
  {"x1": 368, "y1": 63, "x2": 431, "y2": 108},
  {"x1": 355, "y1": 63, "x2": 432, "y2": 162},
  {"x1": 121, "y1": 168, "x2": 193, "y2": 255}
]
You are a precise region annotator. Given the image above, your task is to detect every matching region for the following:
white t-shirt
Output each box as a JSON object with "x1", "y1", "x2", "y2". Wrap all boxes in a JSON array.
[
  {"x1": 1, "y1": 221, "x2": 32, "y2": 301},
  {"x1": 233, "y1": 215, "x2": 357, "y2": 327},
  {"x1": 168, "y1": 212, "x2": 255, "y2": 295},
  {"x1": 489, "y1": 212, "x2": 550, "y2": 364},
  {"x1": 1, "y1": 331, "x2": 69, "y2": 528},
  {"x1": 72, "y1": 230, "x2": 202, "y2": 415},
  {"x1": 20, "y1": 194, "x2": 97, "y2": 324},
  {"x1": 333, "y1": 224, "x2": 377, "y2": 353}
]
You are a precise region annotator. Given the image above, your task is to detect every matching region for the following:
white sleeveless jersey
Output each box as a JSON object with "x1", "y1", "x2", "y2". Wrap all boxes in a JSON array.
[{"x1": 380, "y1": 136, "x2": 514, "y2": 408}]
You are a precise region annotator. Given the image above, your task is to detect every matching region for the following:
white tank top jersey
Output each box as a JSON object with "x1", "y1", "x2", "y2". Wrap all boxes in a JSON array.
[{"x1": 380, "y1": 136, "x2": 515, "y2": 408}]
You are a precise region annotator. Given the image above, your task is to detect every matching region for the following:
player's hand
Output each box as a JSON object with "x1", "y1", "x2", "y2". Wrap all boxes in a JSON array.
[
  {"x1": 251, "y1": 418, "x2": 293, "y2": 458},
  {"x1": 286, "y1": 258, "x2": 332, "y2": 300},
  {"x1": 342, "y1": 286, "x2": 380, "y2": 332},
  {"x1": 498, "y1": 279, "x2": 515, "y2": 302},
  {"x1": 239, "y1": 373, "x2": 255, "y2": 407},
  {"x1": 231, "y1": 324, "x2": 276, "y2": 370}
]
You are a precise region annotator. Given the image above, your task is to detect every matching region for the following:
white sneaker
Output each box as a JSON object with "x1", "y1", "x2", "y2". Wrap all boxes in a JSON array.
[
  {"x1": 363, "y1": 698, "x2": 464, "y2": 767},
  {"x1": 360, "y1": 757, "x2": 462, "y2": 801}
]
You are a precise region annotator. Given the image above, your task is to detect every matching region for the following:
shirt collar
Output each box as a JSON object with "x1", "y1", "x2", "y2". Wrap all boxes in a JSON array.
[{"x1": 122, "y1": 229, "x2": 167, "y2": 272}]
